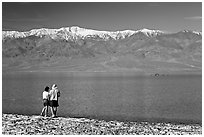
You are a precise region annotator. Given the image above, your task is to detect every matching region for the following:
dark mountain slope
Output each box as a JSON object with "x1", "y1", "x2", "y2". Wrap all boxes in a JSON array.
[{"x1": 2, "y1": 30, "x2": 202, "y2": 72}]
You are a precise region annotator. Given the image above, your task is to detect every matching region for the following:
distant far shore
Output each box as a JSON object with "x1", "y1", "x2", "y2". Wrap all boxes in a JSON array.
[
  {"x1": 2, "y1": 113, "x2": 202, "y2": 135},
  {"x1": 2, "y1": 67, "x2": 202, "y2": 76}
]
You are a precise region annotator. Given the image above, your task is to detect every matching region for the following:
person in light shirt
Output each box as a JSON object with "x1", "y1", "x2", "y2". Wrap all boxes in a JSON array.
[
  {"x1": 49, "y1": 84, "x2": 60, "y2": 117},
  {"x1": 40, "y1": 86, "x2": 50, "y2": 117}
]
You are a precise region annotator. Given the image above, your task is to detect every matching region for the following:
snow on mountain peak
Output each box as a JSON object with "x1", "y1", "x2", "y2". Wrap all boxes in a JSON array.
[
  {"x1": 181, "y1": 30, "x2": 201, "y2": 34},
  {"x1": 193, "y1": 31, "x2": 202, "y2": 35},
  {"x1": 138, "y1": 28, "x2": 164, "y2": 37},
  {"x1": 2, "y1": 26, "x2": 166, "y2": 41}
]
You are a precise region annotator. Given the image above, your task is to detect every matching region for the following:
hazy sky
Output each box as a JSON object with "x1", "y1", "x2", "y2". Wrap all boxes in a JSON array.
[{"x1": 2, "y1": 2, "x2": 202, "y2": 32}]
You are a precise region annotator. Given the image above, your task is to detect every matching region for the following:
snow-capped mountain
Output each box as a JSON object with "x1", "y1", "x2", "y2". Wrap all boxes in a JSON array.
[
  {"x1": 180, "y1": 30, "x2": 202, "y2": 35},
  {"x1": 2, "y1": 26, "x2": 167, "y2": 41},
  {"x1": 2, "y1": 26, "x2": 202, "y2": 71},
  {"x1": 136, "y1": 28, "x2": 164, "y2": 37}
]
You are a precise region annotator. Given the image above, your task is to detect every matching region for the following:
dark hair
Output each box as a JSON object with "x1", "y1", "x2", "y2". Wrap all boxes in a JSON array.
[{"x1": 44, "y1": 86, "x2": 49, "y2": 92}]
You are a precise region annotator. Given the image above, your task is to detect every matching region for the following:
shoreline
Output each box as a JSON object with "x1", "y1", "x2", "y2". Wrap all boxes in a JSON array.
[{"x1": 2, "y1": 113, "x2": 202, "y2": 135}]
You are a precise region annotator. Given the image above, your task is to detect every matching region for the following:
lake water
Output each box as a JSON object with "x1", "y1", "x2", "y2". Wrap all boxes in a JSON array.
[{"x1": 2, "y1": 71, "x2": 202, "y2": 124}]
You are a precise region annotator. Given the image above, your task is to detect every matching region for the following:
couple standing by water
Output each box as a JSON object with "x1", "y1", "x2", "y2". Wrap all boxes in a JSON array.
[{"x1": 40, "y1": 84, "x2": 60, "y2": 117}]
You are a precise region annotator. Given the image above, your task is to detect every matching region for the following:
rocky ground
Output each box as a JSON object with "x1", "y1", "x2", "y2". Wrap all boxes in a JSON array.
[{"x1": 2, "y1": 114, "x2": 202, "y2": 135}]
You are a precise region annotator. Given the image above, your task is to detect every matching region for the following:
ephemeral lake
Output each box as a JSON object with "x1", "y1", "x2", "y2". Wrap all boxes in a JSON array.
[{"x1": 2, "y1": 71, "x2": 202, "y2": 124}]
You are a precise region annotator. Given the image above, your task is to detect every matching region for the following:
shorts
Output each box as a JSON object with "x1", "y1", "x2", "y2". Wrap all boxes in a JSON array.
[
  {"x1": 49, "y1": 100, "x2": 59, "y2": 107},
  {"x1": 43, "y1": 99, "x2": 49, "y2": 106}
]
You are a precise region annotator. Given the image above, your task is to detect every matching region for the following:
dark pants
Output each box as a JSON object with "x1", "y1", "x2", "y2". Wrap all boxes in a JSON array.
[
  {"x1": 49, "y1": 100, "x2": 59, "y2": 117},
  {"x1": 49, "y1": 100, "x2": 59, "y2": 107}
]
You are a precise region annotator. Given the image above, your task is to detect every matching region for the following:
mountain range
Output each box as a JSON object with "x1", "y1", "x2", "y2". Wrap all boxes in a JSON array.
[{"x1": 2, "y1": 26, "x2": 202, "y2": 73}]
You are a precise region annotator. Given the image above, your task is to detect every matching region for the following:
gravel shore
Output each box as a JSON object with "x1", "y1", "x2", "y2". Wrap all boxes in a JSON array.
[{"x1": 2, "y1": 114, "x2": 202, "y2": 135}]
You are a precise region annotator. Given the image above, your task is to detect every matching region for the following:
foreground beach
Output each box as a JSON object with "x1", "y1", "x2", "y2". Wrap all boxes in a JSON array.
[{"x1": 2, "y1": 114, "x2": 202, "y2": 135}]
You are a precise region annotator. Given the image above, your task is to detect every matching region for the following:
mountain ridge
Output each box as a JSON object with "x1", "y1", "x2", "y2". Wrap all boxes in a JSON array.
[
  {"x1": 2, "y1": 26, "x2": 202, "y2": 72},
  {"x1": 3, "y1": 26, "x2": 201, "y2": 41}
]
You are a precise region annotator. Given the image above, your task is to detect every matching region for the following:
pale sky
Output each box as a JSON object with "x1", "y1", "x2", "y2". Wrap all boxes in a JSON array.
[{"x1": 2, "y1": 2, "x2": 202, "y2": 32}]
